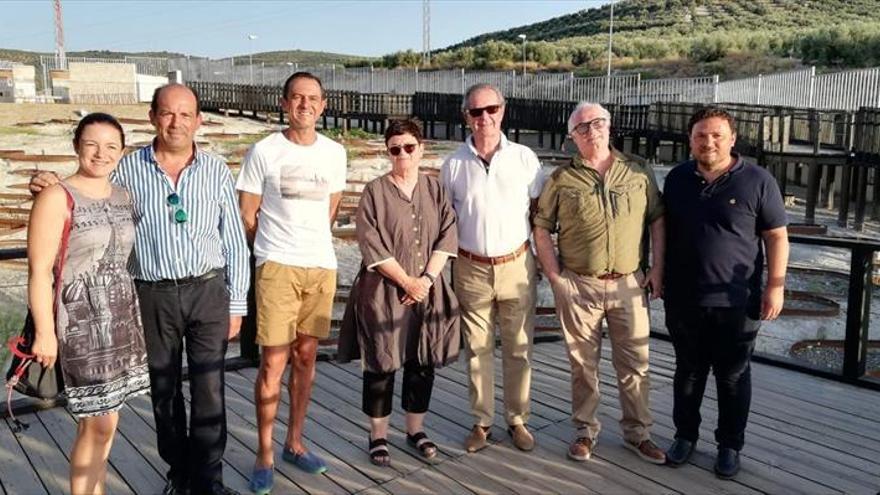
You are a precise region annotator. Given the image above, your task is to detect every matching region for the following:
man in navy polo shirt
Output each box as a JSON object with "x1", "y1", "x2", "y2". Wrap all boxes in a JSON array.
[{"x1": 662, "y1": 107, "x2": 789, "y2": 479}]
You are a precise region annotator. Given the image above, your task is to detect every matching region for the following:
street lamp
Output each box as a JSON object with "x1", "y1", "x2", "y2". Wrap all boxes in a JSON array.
[
  {"x1": 247, "y1": 34, "x2": 258, "y2": 85},
  {"x1": 517, "y1": 34, "x2": 527, "y2": 76},
  {"x1": 605, "y1": 1, "x2": 615, "y2": 102}
]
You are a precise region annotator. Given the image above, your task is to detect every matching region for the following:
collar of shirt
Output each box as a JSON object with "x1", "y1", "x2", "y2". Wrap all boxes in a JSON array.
[
  {"x1": 689, "y1": 152, "x2": 744, "y2": 179},
  {"x1": 465, "y1": 133, "x2": 510, "y2": 165},
  {"x1": 145, "y1": 139, "x2": 204, "y2": 175},
  {"x1": 570, "y1": 147, "x2": 628, "y2": 181}
]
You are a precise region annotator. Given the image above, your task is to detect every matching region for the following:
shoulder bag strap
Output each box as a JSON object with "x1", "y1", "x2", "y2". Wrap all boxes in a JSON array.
[{"x1": 52, "y1": 187, "x2": 75, "y2": 310}]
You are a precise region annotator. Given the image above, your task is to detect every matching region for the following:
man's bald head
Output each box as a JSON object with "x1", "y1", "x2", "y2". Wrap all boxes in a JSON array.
[{"x1": 150, "y1": 83, "x2": 201, "y2": 115}]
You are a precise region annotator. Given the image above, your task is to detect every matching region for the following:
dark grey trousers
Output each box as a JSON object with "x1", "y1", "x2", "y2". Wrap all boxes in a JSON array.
[{"x1": 136, "y1": 272, "x2": 229, "y2": 493}]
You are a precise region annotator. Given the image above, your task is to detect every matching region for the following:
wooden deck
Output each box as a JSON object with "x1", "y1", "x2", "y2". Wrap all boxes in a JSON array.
[{"x1": 2, "y1": 337, "x2": 879, "y2": 495}]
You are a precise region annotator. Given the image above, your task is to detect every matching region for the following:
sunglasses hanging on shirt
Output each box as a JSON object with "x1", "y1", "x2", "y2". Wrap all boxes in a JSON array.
[{"x1": 166, "y1": 193, "x2": 188, "y2": 224}]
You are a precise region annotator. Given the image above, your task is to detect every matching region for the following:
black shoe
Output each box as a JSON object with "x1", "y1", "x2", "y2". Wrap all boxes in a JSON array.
[
  {"x1": 714, "y1": 447, "x2": 741, "y2": 479},
  {"x1": 665, "y1": 438, "x2": 695, "y2": 466},
  {"x1": 208, "y1": 483, "x2": 241, "y2": 495},
  {"x1": 162, "y1": 479, "x2": 190, "y2": 495}
]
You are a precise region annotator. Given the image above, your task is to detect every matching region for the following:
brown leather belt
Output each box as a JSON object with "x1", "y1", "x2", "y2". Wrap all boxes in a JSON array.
[
  {"x1": 458, "y1": 241, "x2": 529, "y2": 266},
  {"x1": 596, "y1": 272, "x2": 626, "y2": 280}
]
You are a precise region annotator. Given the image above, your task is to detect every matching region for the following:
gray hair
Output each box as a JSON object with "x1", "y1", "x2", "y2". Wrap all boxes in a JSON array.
[
  {"x1": 567, "y1": 101, "x2": 611, "y2": 134},
  {"x1": 461, "y1": 83, "x2": 506, "y2": 112}
]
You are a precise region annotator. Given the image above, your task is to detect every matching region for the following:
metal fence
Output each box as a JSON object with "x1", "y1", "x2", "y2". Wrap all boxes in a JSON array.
[
  {"x1": 170, "y1": 57, "x2": 719, "y2": 105},
  {"x1": 717, "y1": 67, "x2": 880, "y2": 110},
  {"x1": 13, "y1": 52, "x2": 880, "y2": 111}
]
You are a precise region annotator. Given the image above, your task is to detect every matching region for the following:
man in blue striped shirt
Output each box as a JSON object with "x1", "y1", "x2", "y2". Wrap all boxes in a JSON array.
[{"x1": 32, "y1": 83, "x2": 249, "y2": 495}]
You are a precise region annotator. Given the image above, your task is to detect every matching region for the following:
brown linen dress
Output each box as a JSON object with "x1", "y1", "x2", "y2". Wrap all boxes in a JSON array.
[{"x1": 338, "y1": 173, "x2": 460, "y2": 373}]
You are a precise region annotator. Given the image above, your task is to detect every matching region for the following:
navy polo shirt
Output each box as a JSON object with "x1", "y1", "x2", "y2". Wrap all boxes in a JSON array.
[{"x1": 663, "y1": 155, "x2": 787, "y2": 314}]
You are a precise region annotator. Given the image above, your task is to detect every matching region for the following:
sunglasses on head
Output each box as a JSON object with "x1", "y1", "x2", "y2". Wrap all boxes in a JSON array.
[
  {"x1": 466, "y1": 104, "x2": 502, "y2": 118},
  {"x1": 167, "y1": 193, "x2": 188, "y2": 224},
  {"x1": 388, "y1": 143, "x2": 418, "y2": 156}
]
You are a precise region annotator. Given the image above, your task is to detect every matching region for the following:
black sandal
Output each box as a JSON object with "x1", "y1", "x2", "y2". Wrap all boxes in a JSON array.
[
  {"x1": 407, "y1": 432, "x2": 438, "y2": 460},
  {"x1": 368, "y1": 437, "x2": 391, "y2": 466}
]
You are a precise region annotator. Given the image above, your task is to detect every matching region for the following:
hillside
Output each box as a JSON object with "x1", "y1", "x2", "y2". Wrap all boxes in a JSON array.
[
  {"x1": 233, "y1": 49, "x2": 374, "y2": 67},
  {"x1": 447, "y1": 0, "x2": 880, "y2": 49},
  {"x1": 384, "y1": 0, "x2": 880, "y2": 78},
  {"x1": 0, "y1": 48, "x2": 186, "y2": 68},
  {"x1": 0, "y1": 47, "x2": 372, "y2": 70}
]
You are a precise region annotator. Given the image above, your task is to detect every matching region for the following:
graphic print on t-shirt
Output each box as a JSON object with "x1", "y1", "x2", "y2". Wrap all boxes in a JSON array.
[{"x1": 279, "y1": 164, "x2": 329, "y2": 201}]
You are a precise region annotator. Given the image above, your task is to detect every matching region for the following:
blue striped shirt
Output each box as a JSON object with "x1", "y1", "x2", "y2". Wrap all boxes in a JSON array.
[{"x1": 112, "y1": 143, "x2": 250, "y2": 315}]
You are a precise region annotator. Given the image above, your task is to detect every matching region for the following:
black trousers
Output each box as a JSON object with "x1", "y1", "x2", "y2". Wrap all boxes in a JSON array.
[
  {"x1": 665, "y1": 305, "x2": 759, "y2": 451},
  {"x1": 362, "y1": 361, "x2": 435, "y2": 418},
  {"x1": 136, "y1": 272, "x2": 229, "y2": 493}
]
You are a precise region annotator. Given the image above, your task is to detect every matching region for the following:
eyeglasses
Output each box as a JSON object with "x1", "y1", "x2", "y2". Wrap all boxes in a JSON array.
[
  {"x1": 466, "y1": 104, "x2": 502, "y2": 118},
  {"x1": 572, "y1": 117, "x2": 610, "y2": 136},
  {"x1": 388, "y1": 143, "x2": 418, "y2": 156},
  {"x1": 166, "y1": 193, "x2": 188, "y2": 224}
]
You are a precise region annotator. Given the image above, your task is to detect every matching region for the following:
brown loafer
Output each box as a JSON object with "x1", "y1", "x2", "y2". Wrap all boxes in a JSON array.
[
  {"x1": 508, "y1": 424, "x2": 535, "y2": 451},
  {"x1": 464, "y1": 425, "x2": 491, "y2": 453},
  {"x1": 624, "y1": 439, "x2": 666, "y2": 465},
  {"x1": 568, "y1": 437, "x2": 593, "y2": 462}
]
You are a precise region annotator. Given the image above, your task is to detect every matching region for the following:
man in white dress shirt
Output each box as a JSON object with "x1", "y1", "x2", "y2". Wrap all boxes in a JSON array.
[{"x1": 440, "y1": 83, "x2": 544, "y2": 453}]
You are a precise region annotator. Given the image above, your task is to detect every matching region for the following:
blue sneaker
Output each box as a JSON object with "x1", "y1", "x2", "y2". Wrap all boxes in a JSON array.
[
  {"x1": 282, "y1": 448, "x2": 328, "y2": 474},
  {"x1": 248, "y1": 466, "x2": 273, "y2": 495}
]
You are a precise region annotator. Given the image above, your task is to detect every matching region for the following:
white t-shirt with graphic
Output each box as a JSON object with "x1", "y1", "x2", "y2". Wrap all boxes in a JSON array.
[{"x1": 236, "y1": 132, "x2": 347, "y2": 269}]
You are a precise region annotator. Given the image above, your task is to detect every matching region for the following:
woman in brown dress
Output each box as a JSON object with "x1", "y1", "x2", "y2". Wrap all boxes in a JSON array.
[{"x1": 338, "y1": 118, "x2": 459, "y2": 466}]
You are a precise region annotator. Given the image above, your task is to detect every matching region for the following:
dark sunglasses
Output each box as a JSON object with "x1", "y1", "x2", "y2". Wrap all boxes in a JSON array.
[
  {"x1": 388, "y1": 143, "x2": 418, "y2": 156},
  {"x1": 466, "y1": 104, "x2": 502, "y2": 118},
  {"x1": 167, "y1": 193, "x2": 188, "y2": 224}
]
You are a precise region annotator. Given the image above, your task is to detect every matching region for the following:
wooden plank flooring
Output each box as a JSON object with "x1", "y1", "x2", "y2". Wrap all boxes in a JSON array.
[{"x1": 2, "y1": 337, "x2": 879, "y2": 495}]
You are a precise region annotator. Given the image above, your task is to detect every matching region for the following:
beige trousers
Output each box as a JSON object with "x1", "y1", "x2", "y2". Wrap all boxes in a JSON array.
[
  {"x1": 554, "y1": 269, "x2": 653, "y2": 444},
  {"x1": 453, "y1": 251, "x2": 536, "y2": 427}
]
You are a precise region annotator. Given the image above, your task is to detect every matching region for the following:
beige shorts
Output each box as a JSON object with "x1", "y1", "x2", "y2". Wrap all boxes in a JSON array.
[{"x1": 255, "y1": 261, "x2": 336, "y2": 346}]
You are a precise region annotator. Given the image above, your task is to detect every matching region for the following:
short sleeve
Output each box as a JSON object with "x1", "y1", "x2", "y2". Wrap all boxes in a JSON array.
[
  {"x1": 757, "y1": 172, "x2": 787, "y2": 231},
  {"x1": 431, "y1": 178, "x2": 458, "y2": 256},
  {"x1": 356, "y1": 182, "x2": 394, "y2": 270},
  {"x1": 533, "y1": 174, "x2": 560, "y2": 232},
  {"x1": 330, "y1": 145, "x2": 347, "y2": 193},
  {"x1": 236, "y1": 144, "x2": 266, "y2": 195},
  {"x1": 644, "y1": 164, "x2": 665, "y2": 223},
  {"x1": 525, "y1": 150, "x2": 545, "y2": 199}
]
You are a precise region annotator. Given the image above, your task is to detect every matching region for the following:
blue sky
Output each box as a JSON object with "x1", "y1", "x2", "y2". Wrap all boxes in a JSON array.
[{"x1": 1, "y1": 0, "x2": 612, "y2": 58}]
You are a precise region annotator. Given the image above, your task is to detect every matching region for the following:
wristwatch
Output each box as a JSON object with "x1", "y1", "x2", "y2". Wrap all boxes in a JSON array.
[{"x1": 423, "y1": 272, "x2": 437, "y2": 284}]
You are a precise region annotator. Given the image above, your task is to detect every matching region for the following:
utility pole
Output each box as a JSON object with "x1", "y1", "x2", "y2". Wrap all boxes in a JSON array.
[
  {"x1": 605, "y1": 0, "x2": 615, "y2": 102},
  {"x1": 518, "y1": 34, "x2": 527, "y2": 77},
  {"x1": 247, "y1": 34, "x2": 257, "y2": 85},
  {"x1": 54, "y1": 0, "x2": 66, "y2": 69},
  {"x1": 422, "y1": 0, "x2": 431, "y2": 67}
]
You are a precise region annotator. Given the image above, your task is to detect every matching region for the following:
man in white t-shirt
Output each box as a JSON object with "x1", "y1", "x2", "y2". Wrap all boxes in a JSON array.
[
  {"x1": 237, "y1": 72, "x2": 346, "y2": 490},
  {"x1": 441, "y1": 83, "x2": 545, "y2": 454}
]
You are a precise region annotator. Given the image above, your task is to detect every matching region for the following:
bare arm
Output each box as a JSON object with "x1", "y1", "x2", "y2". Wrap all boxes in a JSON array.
[
  {"x1": 424, "y1": 251, "x2": 450, "y2": 280},
  {"x1": 238, "y1": 191, "x2": 262, "y2": 243},
  {"x1": 641, "y1": 216, "x2": 665, "y2": 299},
  {"x1": 761, "y1": 226, "x2": 789, "y2": 320},
  {"x1": 27, "y1": 185, "x2": 67, "y2": 368},
  {"x1": 534, "y1": 226, "x2": 562, "y2": 284},
  {"x1": 329, "y1": 191, "x2": 342, "y2": 226}
]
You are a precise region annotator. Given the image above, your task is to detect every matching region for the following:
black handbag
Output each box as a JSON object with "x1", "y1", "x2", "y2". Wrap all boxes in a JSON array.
[
  {"x1": 5, "y1": 188, "x2": 74, "y2": 430},
  {"x1": 6, "y1": 312, "x2": 65, "y2": 399}
]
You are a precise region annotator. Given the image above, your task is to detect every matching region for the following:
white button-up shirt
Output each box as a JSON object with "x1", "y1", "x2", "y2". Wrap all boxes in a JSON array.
[{"x1": 441, "y1": 134, "x2": 544, "y2": 257}]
